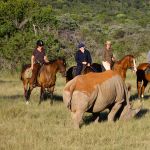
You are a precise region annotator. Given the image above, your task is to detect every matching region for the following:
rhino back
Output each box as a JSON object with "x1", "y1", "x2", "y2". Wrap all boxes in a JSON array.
[{"x1": 92, "y1": 75, "x2": 126, "y2": 112}]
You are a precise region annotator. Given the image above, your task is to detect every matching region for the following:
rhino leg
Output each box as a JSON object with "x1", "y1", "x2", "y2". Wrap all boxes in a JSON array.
[
  {"x1": 108, "y1": 102, "x2": 122, "y2": 122},
  {"x1": 92, "y1": 112, "x2": 100, "y2": 123},
  {"x1": 119, "y1": 103, "x2": 142, "y2": 120},
  {"x1": 71, "y1": 111, "x2": 84, "y2": 129}
]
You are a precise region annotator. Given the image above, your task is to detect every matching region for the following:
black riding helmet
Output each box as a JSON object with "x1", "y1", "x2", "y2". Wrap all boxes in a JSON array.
[{"x1": 36, "y1": 40, "x2": 44, "y2": 46}]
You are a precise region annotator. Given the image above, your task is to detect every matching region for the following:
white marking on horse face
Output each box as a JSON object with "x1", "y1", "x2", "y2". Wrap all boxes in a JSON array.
[{"x1": 133, "y1": 59, "x2": 137, "y2": 72}]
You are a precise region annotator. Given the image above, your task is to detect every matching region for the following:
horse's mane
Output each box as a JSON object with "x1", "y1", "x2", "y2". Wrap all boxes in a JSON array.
[
  {"x1": 45, "y1": 57, "x2": 66, "y2": 65},
  {"x1": 116, "y1": 54, "x2": 134, "y2": 64}
]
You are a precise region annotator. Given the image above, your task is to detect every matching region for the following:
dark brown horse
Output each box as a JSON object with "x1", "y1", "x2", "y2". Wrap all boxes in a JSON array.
[
  {"x1": 136, "y1": 63, "x2": 150, "y2": 98},
  {"x1": 66, "y1": 55, "x2": 137, "y2": 82},
  {"x1": 65, "y1": 63, "x2": 104, "y2": 82},
  {"x1": 21, "y1": 57, "x2": 66, "y2": 104}
]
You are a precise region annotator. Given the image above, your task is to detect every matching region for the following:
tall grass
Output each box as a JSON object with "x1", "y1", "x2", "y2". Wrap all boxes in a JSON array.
[{"x1": 0, "y1": 69, "x2": 150, "y2": 150}]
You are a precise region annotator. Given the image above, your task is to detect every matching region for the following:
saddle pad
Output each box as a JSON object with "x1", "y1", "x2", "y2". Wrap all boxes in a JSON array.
[{"x1": 24, "y1": 68, "x2": 32, "y2": 78}]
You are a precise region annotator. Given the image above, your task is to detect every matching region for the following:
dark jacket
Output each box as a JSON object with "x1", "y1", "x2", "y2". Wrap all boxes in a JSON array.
[{"x1": 75, "y1": 49, "x2": 92, "y2": 66}]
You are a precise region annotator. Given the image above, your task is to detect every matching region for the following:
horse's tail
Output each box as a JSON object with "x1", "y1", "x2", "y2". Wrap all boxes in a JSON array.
[{"x1": 20, "y1": 64, "x2": 26, "y2": 80}]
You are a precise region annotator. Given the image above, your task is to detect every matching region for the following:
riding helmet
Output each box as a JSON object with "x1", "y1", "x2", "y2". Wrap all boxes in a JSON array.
[
  {"x1": 36, "y1": 40, "x2": 44, "y2": 46},
  {"x1": 78, "y1": 43, "x2": 85, "y2": 48}
]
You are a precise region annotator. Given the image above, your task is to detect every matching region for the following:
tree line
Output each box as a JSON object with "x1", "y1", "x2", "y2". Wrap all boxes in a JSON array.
[{"x1": 0, "y1": 0, "x2": 150, "y2": 71}]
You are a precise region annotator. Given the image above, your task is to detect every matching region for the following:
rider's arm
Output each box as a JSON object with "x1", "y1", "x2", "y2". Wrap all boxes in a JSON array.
[
  {"x1": 44, "y1": 55, "x2": 49, "y2": 63},
  {"x1": 31, "y1": 55, "x2": 35, "y2": 70},
  {"x1": 87, "y1": 50, "x2": 92, "y2": 65}
]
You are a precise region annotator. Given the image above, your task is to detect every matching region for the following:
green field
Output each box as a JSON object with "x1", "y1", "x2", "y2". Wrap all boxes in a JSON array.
[{"x1": 0, "y1": 70, "x2": 150, "y2": 150}]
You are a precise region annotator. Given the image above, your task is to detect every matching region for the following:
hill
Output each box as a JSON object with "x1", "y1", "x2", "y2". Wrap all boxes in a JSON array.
[{"x1": 0, "y1": 0, "x2": 150, "y2": 70}]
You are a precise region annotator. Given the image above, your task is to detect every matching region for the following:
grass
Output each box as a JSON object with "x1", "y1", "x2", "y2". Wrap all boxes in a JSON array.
[{"x1": 0, "y1": 70, "x2": 150, "y2": 150}]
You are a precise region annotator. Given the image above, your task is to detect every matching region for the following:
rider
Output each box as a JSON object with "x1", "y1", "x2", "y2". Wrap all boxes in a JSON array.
[
  {"x1": 75, "y1": 43, "x2": 92, "y2": 76},
  {"x1": 30, "y1": 40, "x2": 49, "y2": 87},
  {"x1": 102, "y1": 40, "x2": 115, "y2": 70}
]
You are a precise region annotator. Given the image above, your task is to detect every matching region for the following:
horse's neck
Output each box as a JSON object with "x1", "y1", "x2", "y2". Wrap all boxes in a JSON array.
[
  {"x1": 43, "y1": 62, "x2": 59, "y2": 75},
  {"x1": 50, "y1": 63, "x2": 59, "y2": 73},
  {"x1": 113, "y1": 58, "x2": 128, "y2": 80},
  {"x1": 117, "y1": 58, "x2": 128, "y2": 70}
]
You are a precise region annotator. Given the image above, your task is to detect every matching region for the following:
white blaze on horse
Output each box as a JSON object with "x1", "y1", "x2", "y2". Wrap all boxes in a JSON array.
[{"x1": 63, "y1": 70, "x2": 141, "y2": 128}]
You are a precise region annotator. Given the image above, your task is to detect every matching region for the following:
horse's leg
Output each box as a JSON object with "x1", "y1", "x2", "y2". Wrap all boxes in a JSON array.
[
  {"x1": 23, "y1": 79, "x2": 32, "y2": 104},
  {"x1": 39, "y1": 86, "x2": 45, "y2": 105},
  {"x1": 25, "y1": 84, "x2": 34, "y2": 104},
  {"x1": 23, "y1": 79, "x2": 28, "y2": 99},
  {"x1": 136, "y1": 70, "x2": 144, "y2": 99},
  {"x1": 141, "y1": 80, "x2": 148, "y2": 98},
  {"x1": 47, "y1": 86, "x2": 55, "y2": 105},
  {"x1": 137, "y1": 80, "x2": 142, "y2": 99}
]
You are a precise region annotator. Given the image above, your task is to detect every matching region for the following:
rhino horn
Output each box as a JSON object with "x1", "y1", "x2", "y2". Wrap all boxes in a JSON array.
[{"x1": 119, "y1": 100, "x2": 142, "y2": 120}]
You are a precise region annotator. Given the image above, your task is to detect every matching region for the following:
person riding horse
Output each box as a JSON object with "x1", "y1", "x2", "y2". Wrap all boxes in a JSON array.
[
  {"x1": 75, "y1": 43, "x2": 92, "y2": 76},
  {"x1": 102, "y1": 41, "x2": 116, "y2": 70},
  {"x1": 30, "y1": 40, "x2": 49, "y2": 87}
]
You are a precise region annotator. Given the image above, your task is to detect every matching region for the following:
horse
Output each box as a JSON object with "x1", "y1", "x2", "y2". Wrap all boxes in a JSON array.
[
  {"x1": 113, "y1": 54, "x2": 137, "y2": 81},
  {"x1": 65, "y1": 63, "x2": 103, "y2": 82},
  {"x1": 136, "y1": 63, "x2": 150, "y2": 98},
  {"x1": 20, "y1": 57, "x2": 66, "y2": 105},
  {"x1": 66, "y1": 55, "x2": 137, "y2": 82}
]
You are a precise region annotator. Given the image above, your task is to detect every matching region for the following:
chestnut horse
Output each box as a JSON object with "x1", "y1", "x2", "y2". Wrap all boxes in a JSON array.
[
  {"x1": 66, "y1": 55, "x2": 137, "y2": 82},
  {"x1": 136, "y1": 63, "x2": 150, "y2": 98},
  {"x1": 113, "y1": 54, "x2": 137, "y2": 81},
  {"x1": 21, "y1": 57, "x2": 66, "y2": 104}
]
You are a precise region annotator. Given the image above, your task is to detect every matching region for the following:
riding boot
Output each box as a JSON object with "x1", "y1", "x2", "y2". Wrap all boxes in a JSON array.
[
  {"x1": 76, "y1": 65, "x2": 83, "y2": 76},
  {"x1": 31, "y1": 64, "x2": 41, "y2": 88}
]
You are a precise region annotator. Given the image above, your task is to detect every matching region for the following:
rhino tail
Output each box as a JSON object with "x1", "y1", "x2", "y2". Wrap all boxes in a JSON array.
[{"x1": 63, "y1": 77, "x2": 78, "y2": 110}]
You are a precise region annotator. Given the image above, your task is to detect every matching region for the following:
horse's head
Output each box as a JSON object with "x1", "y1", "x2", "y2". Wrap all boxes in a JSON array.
[
  {"x1": 127, "y1": 55, "x2": 137, "y2": 72},
  {"x1": 56, "y1": 57, "x2": 66, "y2": 76}
]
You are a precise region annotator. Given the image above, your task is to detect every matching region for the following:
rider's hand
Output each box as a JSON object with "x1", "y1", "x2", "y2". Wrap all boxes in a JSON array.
[
  {"x1": 82, "y1": 62, "x2": 87, "y2": 65},
  {"x1": 30, "y1": 65, "x2": 34, "y2": 70},
  {"x1": 87, "y1": 63, "x2": 90, "y2": 66}
]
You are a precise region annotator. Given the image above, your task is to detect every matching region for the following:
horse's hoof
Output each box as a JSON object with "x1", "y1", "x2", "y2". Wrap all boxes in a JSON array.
[
  {"x1": 26, "y1": 101, "x2": 29, "y2": 105},
  {"x1": 50, "y1": 101, "x2": 53, "y2": 105}
]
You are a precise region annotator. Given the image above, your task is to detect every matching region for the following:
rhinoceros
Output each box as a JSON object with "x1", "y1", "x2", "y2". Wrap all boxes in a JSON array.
[{"x1": 63, "y1": 70, "x2": 142, "y2": 128}]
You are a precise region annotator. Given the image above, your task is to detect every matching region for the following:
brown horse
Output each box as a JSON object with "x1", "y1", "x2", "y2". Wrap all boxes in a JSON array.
[
  {"x1": 66, "y1": 55, "x2": 137, "y2": 82},
  {"x1": 21, "y1": 57, "x2": 66, "y2": 104},
  {"x1": 136, "y1": 63, "x2": 150, "y2": 98}
]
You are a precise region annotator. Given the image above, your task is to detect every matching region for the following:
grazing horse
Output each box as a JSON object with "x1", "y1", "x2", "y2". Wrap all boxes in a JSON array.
[
  {"x1": 136, "y1": 63, "x2": 150, "y2": 98},
  {"x1": 21, "y1": 57, "x2": 66, "y2": 104},
  {"x1": 66, "y1": 55, "x2": 137, "y2": 82}
]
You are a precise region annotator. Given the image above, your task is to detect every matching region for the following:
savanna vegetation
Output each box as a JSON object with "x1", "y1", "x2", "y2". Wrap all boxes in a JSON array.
[
  {"x1": 0, "y1": 0, "x2": 150, "y2": 71},
  {"x1": 0, "y1": 67, "x2": 150, "y2": 150}
]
